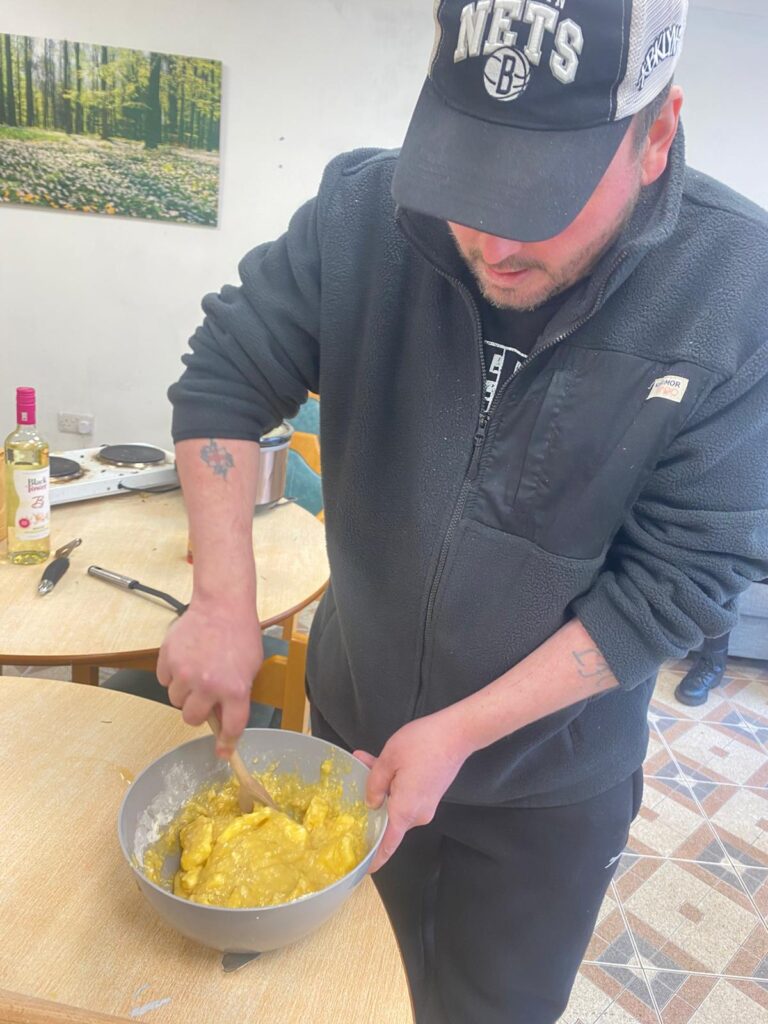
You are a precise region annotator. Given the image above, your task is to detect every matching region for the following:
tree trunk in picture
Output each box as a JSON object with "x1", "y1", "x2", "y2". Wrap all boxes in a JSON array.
[
  {"x1": 167, "y1": 56, "x2": 178, "y2": 144},
  {"x1": 199, "y1": 106, "x2": 207, "y2": 151},
  {"x1": 145, "y1": 51, "x2": 162, "y2": 149},
  {"x1": 0, "y1": 37, "x2": 6, "y2": 124},
  {"x1": 14, "y1": 35, "x2": 22, "y2": 124},
  {"x1": 48, "y1": 39, "x2": 55, "y2": 129},
  {"x1": 49, "y1": 40, "x2": 56, "y2": 129},
  {"x1": 74, "y1": 42, "x2": 83, "y2": 133},
  {"x1": 115, "y1": 76, "x2": 122, "y2": 139},
  {"x1": 188, "y1": 63, "x2": 198, "y2": 148},
  {"x1": 4, "y1": 34, "x2": 17, "y2": 126},
  {"x1": 41, "y1": 39, "x2": 49, "y2": 126},
  {"x1": 205, "y1": 66, "x2": 218, "y2": 152},
  {"x1": 52, "y1": 40, "x2": 62, "y2": 130},
  {"x1": 100, "y1": 45, "x2": 110, "y2": 139},
  {"x1": 208, "y1": 111, "x2": 219, "y2": 152},
  {"x1": 50, "y1": 42, "x2": 57, "y2": 129},
  {"x1": 178, "y1": 74, "x2": 185, "y2": 148},
  {"x1": 197, "y1": 66, "x2": 206, "y2": 150},
  {"x1": 24, "y1": 36, "x2": 35, "y2": 127},
  {"x1": 62, "y1": 40, "x2": 72, "y2": 133}
]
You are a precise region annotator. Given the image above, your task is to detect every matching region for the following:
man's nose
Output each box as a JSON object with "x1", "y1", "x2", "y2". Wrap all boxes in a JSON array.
[{"x1": 478, "y1": 233, "x2": 525, "y2": 265}]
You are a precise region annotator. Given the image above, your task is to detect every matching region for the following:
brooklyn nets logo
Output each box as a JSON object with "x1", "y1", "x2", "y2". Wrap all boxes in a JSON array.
[{"x1": 483, "y1": 47, "x2": 531, "y2": 102}]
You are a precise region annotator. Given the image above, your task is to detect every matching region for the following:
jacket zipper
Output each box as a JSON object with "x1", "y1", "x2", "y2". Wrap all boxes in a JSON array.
[
  {"x1": 421, "y1": 408, "x2": 490, "y2": 634},
  {"x1": 416, "y1": 250, "x2": 629, "y2": 713},
  {"x1": 417, "y1": 269, "x2": 486, "y2": 682}
]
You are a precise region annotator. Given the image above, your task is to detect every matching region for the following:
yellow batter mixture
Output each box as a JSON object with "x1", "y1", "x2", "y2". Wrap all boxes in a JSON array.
[{"x1": 143, "y1": 759, "x2": 369, "y2": 908}]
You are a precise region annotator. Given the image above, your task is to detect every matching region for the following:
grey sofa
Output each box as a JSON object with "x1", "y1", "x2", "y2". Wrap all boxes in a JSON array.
[{"x1": 729, "y1": 582, "x2": 768, "y2": 660}]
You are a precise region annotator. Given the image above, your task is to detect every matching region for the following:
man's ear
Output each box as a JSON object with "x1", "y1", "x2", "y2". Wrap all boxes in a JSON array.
[{"x1": 640, "y1": 86, "x2": 684, "y2": 187}]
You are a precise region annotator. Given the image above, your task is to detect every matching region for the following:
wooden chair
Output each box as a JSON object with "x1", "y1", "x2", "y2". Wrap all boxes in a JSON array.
[
  {"x1": 254, "y1": 615, "x2": 310, "y2": 732},
  {"x1": 261, "y1": 394, "x2": 324, "y2": 728},
  {"x1": 102, "y1": 596, "x2": 318, "y2": 734}
]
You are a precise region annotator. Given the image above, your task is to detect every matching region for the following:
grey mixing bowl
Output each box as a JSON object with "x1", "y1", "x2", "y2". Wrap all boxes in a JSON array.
[{"x1": 118, "y1": 728, "x2": 388, "y2": 953}]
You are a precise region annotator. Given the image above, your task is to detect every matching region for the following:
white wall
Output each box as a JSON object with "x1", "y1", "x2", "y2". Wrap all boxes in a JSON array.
[
  {"x1": 0, "y1": 0, "x2": 435, "y2": 449},
  {"x1": 677, "y1": 0, "x2": 768, "y2": 204},
  {"x1": 1, "y1": 0, "x2": 765, "y2": 451}
]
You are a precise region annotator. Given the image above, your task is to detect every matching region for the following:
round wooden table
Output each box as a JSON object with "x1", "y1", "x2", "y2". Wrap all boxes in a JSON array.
[
  {"x1": 0, "y1": 677, "x2": 413, "y2": 1024},
  {"x1": 0, "y1": 492, "x2": 329, "y2": 681}
]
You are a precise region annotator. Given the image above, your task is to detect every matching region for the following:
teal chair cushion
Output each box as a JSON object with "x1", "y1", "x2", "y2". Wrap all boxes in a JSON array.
[
  {"x1": 288, "y1": 397, "x2": 320, "y2": 435},
  {"x1": 285, "y1": 449, "x2": 323, "y2": 516}
]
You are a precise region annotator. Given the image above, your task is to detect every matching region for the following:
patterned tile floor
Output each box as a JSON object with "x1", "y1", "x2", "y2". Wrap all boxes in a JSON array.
[
  {"x1": 3, "y1": 652, "x2": 767, "y2": 1022},
  {"x1": 566, "y1": 655, "x2": 768, "y2": 1024}
]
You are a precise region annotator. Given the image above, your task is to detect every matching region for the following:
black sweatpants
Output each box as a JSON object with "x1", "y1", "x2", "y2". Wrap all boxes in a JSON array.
[{"x1": 311, "y1": 706, "x2": 644, "y2": 1024}]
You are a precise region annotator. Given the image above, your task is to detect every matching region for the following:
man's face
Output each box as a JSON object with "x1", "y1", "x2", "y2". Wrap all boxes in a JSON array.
[{"x1": 448, "y1": 128, "x2": 644, "y2": 311}]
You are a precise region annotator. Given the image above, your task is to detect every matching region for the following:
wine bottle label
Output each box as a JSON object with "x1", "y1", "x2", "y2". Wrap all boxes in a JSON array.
[{"x1": 12, "y1": 467, "x2": 50, "y2": 540}]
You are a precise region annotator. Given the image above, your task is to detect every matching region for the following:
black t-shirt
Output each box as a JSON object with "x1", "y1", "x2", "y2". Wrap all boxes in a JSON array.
[{"x1": 477, "y1": 288, "x2": 575, "y2": 414}]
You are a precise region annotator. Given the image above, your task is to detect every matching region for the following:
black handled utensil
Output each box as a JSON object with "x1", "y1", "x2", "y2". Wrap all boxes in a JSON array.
[
  {"x1": 38, "y1": 538, "x2": 82, "y2": 595},
  {"x1": 87, "y1": 565, "x2": 188, "y2": 615}
]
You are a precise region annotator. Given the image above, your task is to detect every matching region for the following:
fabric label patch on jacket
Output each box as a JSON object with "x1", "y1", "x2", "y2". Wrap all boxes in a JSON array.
[{"x1": 647, "y1": 375, "x2": 689, "y2": 403}]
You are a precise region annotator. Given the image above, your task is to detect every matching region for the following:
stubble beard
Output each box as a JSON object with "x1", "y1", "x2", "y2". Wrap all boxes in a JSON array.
[{"x1": 455, "y1": 184, "x2": 643, "y2": 312}]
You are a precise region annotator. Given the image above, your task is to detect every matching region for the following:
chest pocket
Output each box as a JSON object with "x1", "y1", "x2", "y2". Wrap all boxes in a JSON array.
[{"x1": 474, "y1": 347, "x2": 698, "y2": 560}]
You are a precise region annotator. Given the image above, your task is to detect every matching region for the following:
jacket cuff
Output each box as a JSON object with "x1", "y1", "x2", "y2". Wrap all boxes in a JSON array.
[
  {"x1": 572, "y1": 577, "x2": 688, "y2": 690},
  {"x1": 169, "y1": 389, "x2": 278, "y2": 446}
]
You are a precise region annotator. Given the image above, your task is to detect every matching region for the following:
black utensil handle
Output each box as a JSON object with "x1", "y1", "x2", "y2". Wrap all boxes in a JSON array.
[
  {"x1": 41, "y1": 558, "x2": 69, "y2": 587},
  {"x1": 130, "y1": 581, "x2": 188, "y2": 615}
]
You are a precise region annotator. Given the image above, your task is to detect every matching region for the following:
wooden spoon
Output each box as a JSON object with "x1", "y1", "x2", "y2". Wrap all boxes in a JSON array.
[{"x1": 207, "y1": 712, "x2": 278, "y2": 813}]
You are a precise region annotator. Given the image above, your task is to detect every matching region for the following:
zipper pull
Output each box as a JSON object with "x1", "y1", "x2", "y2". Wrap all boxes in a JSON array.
[{"x1": 468, "y1": 412, "x2": 490, "y2": 480}]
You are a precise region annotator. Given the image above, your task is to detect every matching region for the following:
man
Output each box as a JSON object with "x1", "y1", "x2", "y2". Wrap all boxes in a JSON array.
[{"x1": 161, "y1": 1, "x2": 768, "y2": 1021}]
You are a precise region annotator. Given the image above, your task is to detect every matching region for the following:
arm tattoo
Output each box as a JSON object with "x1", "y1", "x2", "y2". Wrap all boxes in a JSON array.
[
  {"x1": 200, "y1": 439, "x2": 235, "y2": 480},
  {"x1": 572, "y1": 647, "x2": 613, "y2": 687}
]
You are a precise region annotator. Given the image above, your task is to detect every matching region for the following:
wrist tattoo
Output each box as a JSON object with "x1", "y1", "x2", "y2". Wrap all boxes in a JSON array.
[
  {"x1": 200, "y1": 439, "x2": 235, "y2": 480},
  {"x1": 572, "y1": 647, "x2": 613, "y2": 685}
]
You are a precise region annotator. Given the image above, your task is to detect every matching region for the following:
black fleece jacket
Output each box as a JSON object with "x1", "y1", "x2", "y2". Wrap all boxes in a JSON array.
[{"x1": 170, "y1": 132, "x2": 768, "y2": 806}]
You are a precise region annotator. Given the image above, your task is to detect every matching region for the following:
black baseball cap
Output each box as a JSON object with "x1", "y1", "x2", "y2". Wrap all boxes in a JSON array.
[{"x1": 393, "y1": 0, "x2": 688, "y2": 242}]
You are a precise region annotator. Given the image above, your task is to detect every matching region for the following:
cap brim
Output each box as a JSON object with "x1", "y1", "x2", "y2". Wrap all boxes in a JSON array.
[{"x1": 392, "y1": 79, "x2": 632, "y2": 243}]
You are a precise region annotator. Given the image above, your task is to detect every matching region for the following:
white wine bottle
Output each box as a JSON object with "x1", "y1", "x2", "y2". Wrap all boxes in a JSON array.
[{"x1": 4, "y1": 387, "x2": 51, "y2": 565}]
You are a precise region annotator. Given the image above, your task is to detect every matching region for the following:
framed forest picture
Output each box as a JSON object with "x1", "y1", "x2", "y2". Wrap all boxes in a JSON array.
[{"x1": 0, "y1": 33, "x2": 222, "y2": 225}]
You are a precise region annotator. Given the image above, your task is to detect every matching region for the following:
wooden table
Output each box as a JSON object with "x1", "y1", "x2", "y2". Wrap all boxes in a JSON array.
[
  {"x1": 0, "y1": 492, "x2": 329, "y2": 681},
  {"x1": 0, "y1": 678, "x2": 413, "y2": 1024}
]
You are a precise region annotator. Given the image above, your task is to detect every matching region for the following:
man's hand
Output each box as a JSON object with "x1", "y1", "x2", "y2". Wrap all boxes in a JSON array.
[
  {"x1": 354, "y1": 712, "x2": 471, "y2": 872},
  {"x1": 156, "y1": 597, "x2": 263, "y2": 757}
]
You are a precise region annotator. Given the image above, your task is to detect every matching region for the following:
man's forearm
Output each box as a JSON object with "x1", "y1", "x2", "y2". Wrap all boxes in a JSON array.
[
  {"x1": 443, "y1": 617, "x2": 619, "y2": 755},
  {"x1": 175, "y1": 437, "x2": 261, "y2": 605}
]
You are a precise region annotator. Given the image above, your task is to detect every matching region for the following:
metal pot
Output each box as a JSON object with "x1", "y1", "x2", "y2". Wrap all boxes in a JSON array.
[
  {"x1": 118, "y1": 729, "x2": 387, "y2": 953},
  {"x1": 255, "y1": 422, "x2": 293, "y2": 508}
]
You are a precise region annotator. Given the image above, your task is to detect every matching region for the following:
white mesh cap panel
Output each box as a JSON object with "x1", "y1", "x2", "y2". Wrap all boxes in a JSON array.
[
  {"x1": 429, "y1": 0, "x2": 446, "y2": 75},
  {"x1": 615, "y1": 0, "x2": 688, "y2": 119}
]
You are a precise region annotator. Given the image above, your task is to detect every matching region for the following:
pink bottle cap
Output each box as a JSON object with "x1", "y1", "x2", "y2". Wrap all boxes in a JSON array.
[{"x1": 16, "y1": 387, "x2": 37, "y2": 426}]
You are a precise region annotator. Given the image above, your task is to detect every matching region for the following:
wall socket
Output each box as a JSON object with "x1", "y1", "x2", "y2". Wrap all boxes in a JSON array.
[{"x1": 57, "y1": 411, "x2": 95, "y2": 436}]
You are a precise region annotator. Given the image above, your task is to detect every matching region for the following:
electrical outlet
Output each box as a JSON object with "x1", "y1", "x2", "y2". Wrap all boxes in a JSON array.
[{"x1": 58, "y1": 412, "x2": 95, "y2": 436}]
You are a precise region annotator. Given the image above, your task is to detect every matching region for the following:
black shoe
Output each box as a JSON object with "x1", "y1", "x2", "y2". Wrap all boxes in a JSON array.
[{"x1": 674, "y1": 653, "x2": 728, "y2": 707}]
